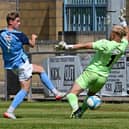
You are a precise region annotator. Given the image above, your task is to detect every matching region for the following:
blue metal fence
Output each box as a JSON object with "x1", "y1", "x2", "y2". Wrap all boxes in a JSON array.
[{"x1": 64, "y1": 0, "x2": 107, "y2": 32}]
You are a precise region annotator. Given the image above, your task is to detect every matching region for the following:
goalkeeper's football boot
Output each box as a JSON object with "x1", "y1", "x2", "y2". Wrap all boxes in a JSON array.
[
  {"x1": 3, "y1": 112, "x2": 16, "y2": 119},
  {"x1": 70, "y1": 107, "x2": 83, "y2": 119},
  {"x1": 55, "y1": 92, "x2": 66, "y2": 100}
]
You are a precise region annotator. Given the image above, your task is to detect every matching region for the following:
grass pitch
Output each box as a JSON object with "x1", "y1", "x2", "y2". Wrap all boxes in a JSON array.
[{"x1": 1, "y1": 100, "x2": 129, "y2": 129}]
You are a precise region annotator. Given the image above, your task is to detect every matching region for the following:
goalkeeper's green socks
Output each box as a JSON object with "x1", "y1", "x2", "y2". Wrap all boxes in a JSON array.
[
  {"x1": 80, "y1": 96, "x2": 89, "y2": 115},
  {"x1": 66, "y1": 93, "x2": 79, "y2": 112},
  {"x1": 67, "y1": 93, "x2": 89, "y2": 118}
]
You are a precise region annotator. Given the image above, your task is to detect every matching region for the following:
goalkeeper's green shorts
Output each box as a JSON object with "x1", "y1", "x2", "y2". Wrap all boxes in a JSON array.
[{"x1": 75, "y1": 70, "x2": 107, "y2": 93}]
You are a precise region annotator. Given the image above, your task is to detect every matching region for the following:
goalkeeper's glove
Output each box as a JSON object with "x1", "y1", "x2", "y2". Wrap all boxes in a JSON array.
[
  {"x1": 119, "y1": 8, "x2": 127, "y2": 27},
  {"x1": 55, "y1": 41, "x2": 74, "y2": 50}
]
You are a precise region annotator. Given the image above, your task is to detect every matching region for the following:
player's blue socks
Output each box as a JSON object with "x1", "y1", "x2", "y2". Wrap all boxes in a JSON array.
[
  {"x1": 40, "y1": 72, "x2": 58, "y2": 95},
  {"x1": 67, "y1": 93, "x2": 79, "y2": 111},
  {"x1": 9, "y1": 89, "x2": 27, "y2": 111}
]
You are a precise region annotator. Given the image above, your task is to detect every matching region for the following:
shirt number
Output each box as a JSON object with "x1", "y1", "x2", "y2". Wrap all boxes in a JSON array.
[{"x1": 106, "y1": 55, "x2": 116, "y2": 67}]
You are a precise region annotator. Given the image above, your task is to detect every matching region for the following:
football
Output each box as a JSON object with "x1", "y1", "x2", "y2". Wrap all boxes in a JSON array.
[{"x1": 87, "y1": 95, "x2": 102, "y2": 110}]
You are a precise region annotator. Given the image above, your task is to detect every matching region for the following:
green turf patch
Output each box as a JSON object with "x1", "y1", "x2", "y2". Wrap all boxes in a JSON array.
[{"x1": 1, "y1": 101, "x2": 129, "y2": 129}]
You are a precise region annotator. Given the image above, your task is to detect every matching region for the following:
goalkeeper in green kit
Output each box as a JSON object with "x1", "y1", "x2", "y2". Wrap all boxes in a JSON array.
[{"x1": 56, "y1": 9, "x2": 129, "y2": 118}]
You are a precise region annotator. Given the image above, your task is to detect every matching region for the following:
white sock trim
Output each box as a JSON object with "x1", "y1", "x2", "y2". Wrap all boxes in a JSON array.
[{"x1": 7, "y1": 106, "x2": 15, "y2": 113}]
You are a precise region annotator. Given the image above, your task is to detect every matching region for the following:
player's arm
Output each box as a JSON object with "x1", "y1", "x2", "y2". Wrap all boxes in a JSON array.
[
  {"x1": 119, "y1": 8, "x2": 129, "y2": 41},
  {"x1": 123, "y1": 26, "x2": 129, "y2": 41},
  {"x1": 29, "y1": 34, "x2": 37, "y2": 48},
  {"x1": 56, "y1": 41, "x2": 94, "y2": 50},
  {"x1": 121, "y1": 20, "x2": 129, "y2": 41},
  {"x1": 69, "y1": 42, "x2": 93, "y2": 50}
]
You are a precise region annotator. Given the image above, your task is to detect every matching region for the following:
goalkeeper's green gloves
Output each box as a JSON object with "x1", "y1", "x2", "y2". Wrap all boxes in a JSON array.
[
  {"x1": 119, "y1": 8, "x2": 127, "y2": 27},
  {"x1": 55, "y1": 41, "x2": 74, "y2": 50}
]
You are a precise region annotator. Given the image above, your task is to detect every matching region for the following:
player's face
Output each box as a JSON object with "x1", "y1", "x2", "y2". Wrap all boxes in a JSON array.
[
  {"x1": 109, "y1": 31, "x2": 122, "y2": 42},
  {"x1": 10, "y1": 17, "x2": 21, "y2": 30},
  {"x1": 109, "y1": 31, "x2": 116, "y2": 40}
]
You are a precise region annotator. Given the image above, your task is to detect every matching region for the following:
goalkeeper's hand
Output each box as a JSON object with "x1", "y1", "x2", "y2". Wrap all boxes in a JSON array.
[
  {"x1": 55, "y1": 41, "x2": 74, "y2": 50},
  {"x1": 119, "y1": 8, "x2": 127, "y2": 27}
]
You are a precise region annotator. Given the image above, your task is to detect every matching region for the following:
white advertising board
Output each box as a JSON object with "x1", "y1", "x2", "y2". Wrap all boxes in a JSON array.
[{"x1": 43, "y1": 54, "x2": 128, "y2": 96}]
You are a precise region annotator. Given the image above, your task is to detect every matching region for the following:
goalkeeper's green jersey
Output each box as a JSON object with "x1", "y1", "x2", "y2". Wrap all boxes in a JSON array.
[{"x1": 86, "y1": 38, "x2": 128, "y2": 77}]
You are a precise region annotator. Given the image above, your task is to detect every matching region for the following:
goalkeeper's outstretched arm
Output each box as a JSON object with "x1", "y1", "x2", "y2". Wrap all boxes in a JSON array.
[
  {"x1": 70, "y1": 42, "x2": 93, "y2": 50},
  {"x1": 56, "y1": 40, "x2": 94, "y2": 50}
]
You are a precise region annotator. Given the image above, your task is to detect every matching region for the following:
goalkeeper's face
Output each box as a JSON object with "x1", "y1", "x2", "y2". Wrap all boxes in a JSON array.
[
  {"x1": 109, "y1": 31, "x2": 121, "y2": 41},
  {"x1": 109, "y1": 25, "x2": 126, "y2": 41}
]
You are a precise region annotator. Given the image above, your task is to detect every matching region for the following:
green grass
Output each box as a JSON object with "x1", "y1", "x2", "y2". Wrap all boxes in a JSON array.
[{"x1": 1, "y1": 101, "x2": 129, "y2": 129}]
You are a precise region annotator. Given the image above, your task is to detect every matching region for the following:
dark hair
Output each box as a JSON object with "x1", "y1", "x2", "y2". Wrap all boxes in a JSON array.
[{"x1": 6, "y1": 12, "x2": 19, "y2": 25}]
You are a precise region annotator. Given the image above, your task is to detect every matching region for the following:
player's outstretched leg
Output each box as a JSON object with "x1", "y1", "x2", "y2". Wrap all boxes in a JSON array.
[
  {"x1": 40, "y1": 72, "x2": 65, "y2": 100},
  {"x1": 3, "y1": 89, "x2": 27, "y2": 119}
]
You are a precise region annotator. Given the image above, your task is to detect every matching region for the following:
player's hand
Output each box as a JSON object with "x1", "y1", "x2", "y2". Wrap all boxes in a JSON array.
[
  {"x1": 119, "y1": 8, "x2": 126, "y2": 22},
  {"x1": 55, "y1": 41, "x2": 66, "y2": 50},
  {"x1": 55, "y1": 41, "x2": 74, "y2": 50},
  {"x1": 32, "y1": 34, "x2": 38, "y2": 40},
  {"x1": 119, "y1": 8, "x2": 127, "y2": 27},
  {"x1": 29, "y1": 34, "x2": 38, "y2": 47}
]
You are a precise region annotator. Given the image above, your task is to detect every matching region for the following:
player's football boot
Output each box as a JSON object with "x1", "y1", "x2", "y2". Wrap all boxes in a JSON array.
[
  {"x1": 55, "y1": 92, "x2": 66, "y2": 100},
  {"x1": 3, "y1": 112, "x2": 16, "y2": 119},
  {"x1": 70, "y1": 107, "x2": 83, "y2": 119}
]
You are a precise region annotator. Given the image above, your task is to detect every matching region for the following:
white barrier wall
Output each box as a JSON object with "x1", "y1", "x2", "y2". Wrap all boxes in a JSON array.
[
  {"x1": 43, "y1": 56, "x2": 82, "y2": 96},
  {"x1": 101, "y1": 56, "x2": 127, "y2": 96}
]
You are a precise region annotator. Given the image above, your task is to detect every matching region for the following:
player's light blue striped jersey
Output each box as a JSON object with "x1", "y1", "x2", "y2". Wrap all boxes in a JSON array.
[
  {"x1": 0, "y1": 28, "x2": 29, "y2": 69},
  {"x1": 86, "y1": 38, "x2": 128, "y2": 77}
]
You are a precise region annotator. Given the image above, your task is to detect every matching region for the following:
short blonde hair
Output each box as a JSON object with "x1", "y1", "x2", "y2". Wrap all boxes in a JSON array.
[{"x1": 112, "y1": 25, "x2": 126, "y2": 38}]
